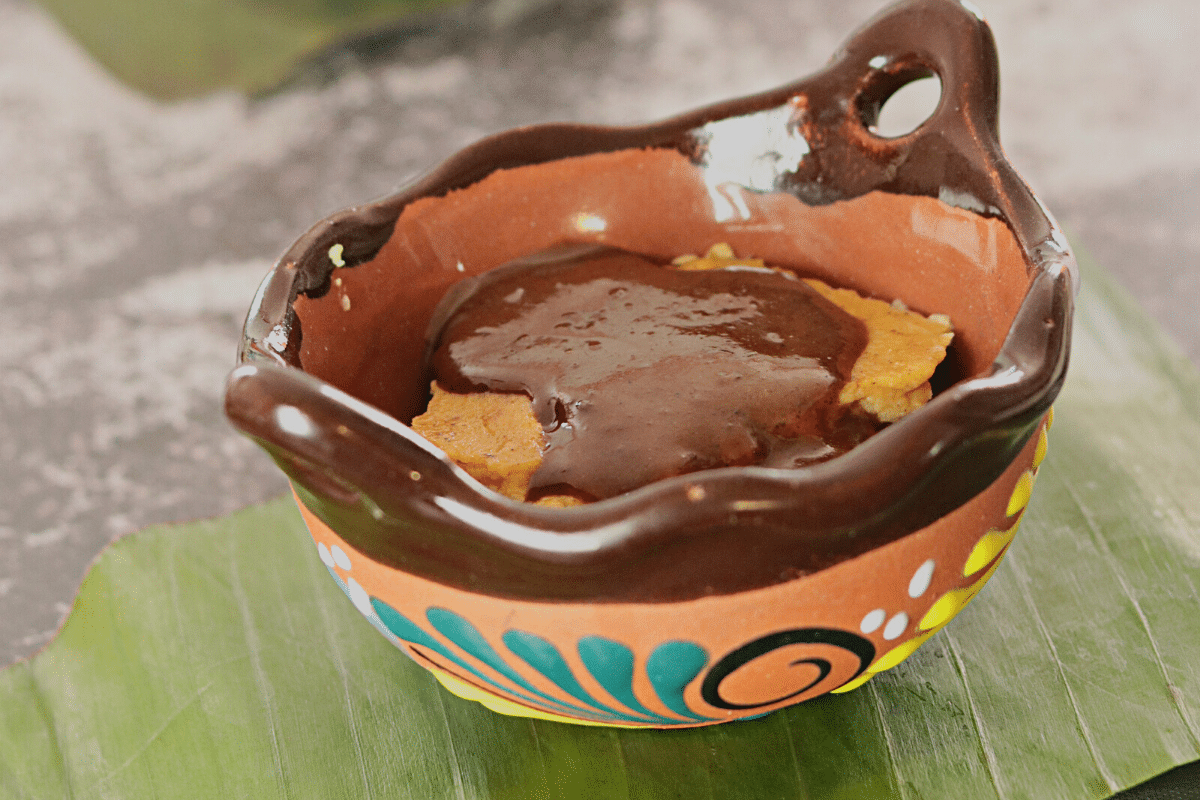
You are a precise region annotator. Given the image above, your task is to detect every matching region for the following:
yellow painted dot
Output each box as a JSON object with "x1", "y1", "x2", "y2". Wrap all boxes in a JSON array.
[
  {"x1": 830, "y1": 672, "x2": 874, "y2": 694},
  {"x1": 870, "y1": 631, "x2": 936, "y2": 673},
  {"x1": 963, "y1": 522, "x2": 1019, "y2": 577},
  {"x1": 1046, "y1": 406, "x2": 1054, "y2": 429},
  {"x1": 928, "y1": 547, "x2": 1012, "y2": 631},
  {"x1": 919, "y1": 586, "x2": 976, "y2": 631},
  {"x1": 1033, "y1": 427, "x2": 1049, "y2": 469},
  {"x1": 1006, "y1": 470, "x2": 1034, "y2": 517}
]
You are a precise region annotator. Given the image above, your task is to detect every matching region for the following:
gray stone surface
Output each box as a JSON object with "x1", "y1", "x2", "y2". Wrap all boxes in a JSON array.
[{"x1": 2, "y1": 0, "x2": 1198, "y2": 667}]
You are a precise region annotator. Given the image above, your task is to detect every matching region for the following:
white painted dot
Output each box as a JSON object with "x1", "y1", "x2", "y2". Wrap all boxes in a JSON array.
[
  {"x1": 860, "y1": 608, "x2": 887, "y2": 634},
  {"x1": 346, "y1": 577, "x2": 373, "y2": 617},
  {"x1": 331, "y1": 545, "x2": 352, "y2": 571},
  {"x1": 317, "y1": 543, "x2": 335, "y2": 568},
  {"x1": 908, "y1": 559, "x2": 936, "y2": 598},
  {"x1": 883, "y1": 612, "x2": 909, "y2": 641}
]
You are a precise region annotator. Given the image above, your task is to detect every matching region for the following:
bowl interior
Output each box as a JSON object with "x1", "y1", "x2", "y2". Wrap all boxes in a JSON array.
[{"x1": 293, "y1": 147, "x2": 1032, "y2": 426}]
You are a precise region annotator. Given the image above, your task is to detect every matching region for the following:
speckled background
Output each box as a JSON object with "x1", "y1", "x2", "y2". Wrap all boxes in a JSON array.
[{"x1": 1, "y1": 0, "x2": 1197, "y2": 672}]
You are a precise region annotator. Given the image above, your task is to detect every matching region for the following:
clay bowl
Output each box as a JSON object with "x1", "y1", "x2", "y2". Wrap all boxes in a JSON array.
[{"x1": 224, "y1": 0, "x2": 1074, "y2": 727}]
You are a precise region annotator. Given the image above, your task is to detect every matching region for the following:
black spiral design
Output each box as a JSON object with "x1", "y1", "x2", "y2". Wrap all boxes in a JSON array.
[{"x1": 700, "y1": 628, "x2": 876, "y2": 711}]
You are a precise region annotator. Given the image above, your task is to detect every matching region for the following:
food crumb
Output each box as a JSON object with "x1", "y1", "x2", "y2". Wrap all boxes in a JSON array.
[
  {"x1": 533, "y1": 494, "x2": 587, "y2": 508},
  {"x1": 329, "y1": 243, "x2": 346, "y2": 267},
  {"x1": 340, "y1": 294, "x2": 351, "y2": 311},
  {"x1": 672, "y1": 242, "x2": 766, "y2": 272}
]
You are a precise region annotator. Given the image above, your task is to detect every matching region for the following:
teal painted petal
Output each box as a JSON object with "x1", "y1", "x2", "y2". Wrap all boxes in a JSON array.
[
  {"x1": 371, "y1": 599, "x2": 480, "y2": 674},
  {"x1": 576, "y1": 636, "x2": 681, "y2": 724},
  {"x1": 503, "y1": 630, "x2": 650, "y2": 723},
  {"x1": 425, "y1": 607, "x2": 591, "y2": 718},
  {"x1": 646, "y1": 641, "x2": 714, "y2": 722},
  {"x1": 370, "y1": 598, "x2": 590, "y2": 719}
]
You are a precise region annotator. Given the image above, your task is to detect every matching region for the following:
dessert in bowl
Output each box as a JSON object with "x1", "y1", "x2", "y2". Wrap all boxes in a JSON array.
[{"x1": 224, "y1": 0, "x2": 1074, "y2": 727}]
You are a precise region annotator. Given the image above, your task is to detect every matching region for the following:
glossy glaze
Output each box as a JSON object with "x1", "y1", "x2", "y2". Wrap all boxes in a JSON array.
[{"x1": 224, "y1": 0, "x2": 1074, "y2": 607}]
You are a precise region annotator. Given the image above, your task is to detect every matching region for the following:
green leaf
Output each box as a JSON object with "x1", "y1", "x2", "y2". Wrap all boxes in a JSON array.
[
  {"x1": 2, "y1": 248, "x2": 1199, "y2": 798},
  {"x1": 32, "y1": 0, "x2": 465, "y2": 100}
]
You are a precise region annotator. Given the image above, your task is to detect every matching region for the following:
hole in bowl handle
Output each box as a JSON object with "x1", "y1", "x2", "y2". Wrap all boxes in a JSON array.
[
  {"x1": 845, "y1": 0, "x2": 999, "y2": 141},
  {"x1": 784, "y1": 0, "x2": 1013, "y2": 214}
]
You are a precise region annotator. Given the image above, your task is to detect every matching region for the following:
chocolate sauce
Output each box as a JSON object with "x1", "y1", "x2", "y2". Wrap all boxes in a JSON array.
[{"x1": 428, "y1": 246, "x2": 871, "y2": 499}]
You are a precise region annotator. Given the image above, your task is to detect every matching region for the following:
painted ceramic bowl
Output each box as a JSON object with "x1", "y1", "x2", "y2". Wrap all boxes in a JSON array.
[{"x1": 224, "y1": 0, "x2": 1074, "y2": 727}]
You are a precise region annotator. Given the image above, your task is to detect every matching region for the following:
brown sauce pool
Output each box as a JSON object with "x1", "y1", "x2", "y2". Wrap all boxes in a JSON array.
[{"x1": 425, "y1": 245, "x2": 875, "y2": 500}]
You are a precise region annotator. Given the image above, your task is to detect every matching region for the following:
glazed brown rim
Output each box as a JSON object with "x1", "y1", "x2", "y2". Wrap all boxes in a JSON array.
[{"x1": 226, "y1": 0, "x2": 1075, "y2": 602}]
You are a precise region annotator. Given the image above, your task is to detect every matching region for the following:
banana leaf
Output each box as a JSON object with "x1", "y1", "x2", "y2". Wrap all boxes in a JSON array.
[
  {"x1": 31, "y1": 0, "x2": 467, "y2": 99},
  {"x1": 2, "y1": 249, "x2": 1199, "y2": 799}
]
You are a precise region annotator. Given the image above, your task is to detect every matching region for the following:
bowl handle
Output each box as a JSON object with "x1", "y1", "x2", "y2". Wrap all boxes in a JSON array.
[
  {"x1": 224, "y1": 361, "x2": 475, "y2": 514},
  {"x1": 777, "y1": 0, "x2": 1053, "y2": 255}
]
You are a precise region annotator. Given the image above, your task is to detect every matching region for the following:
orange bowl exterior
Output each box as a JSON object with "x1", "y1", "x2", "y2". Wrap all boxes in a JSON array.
[{"x1": 294, "y1": 413, "x2": 1050, "y2": 727}]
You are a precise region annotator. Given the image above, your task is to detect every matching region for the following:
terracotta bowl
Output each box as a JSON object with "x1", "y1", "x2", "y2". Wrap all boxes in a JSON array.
[{"x1": 224, "y1": 0, "x2": 1074, "y2": 727}]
